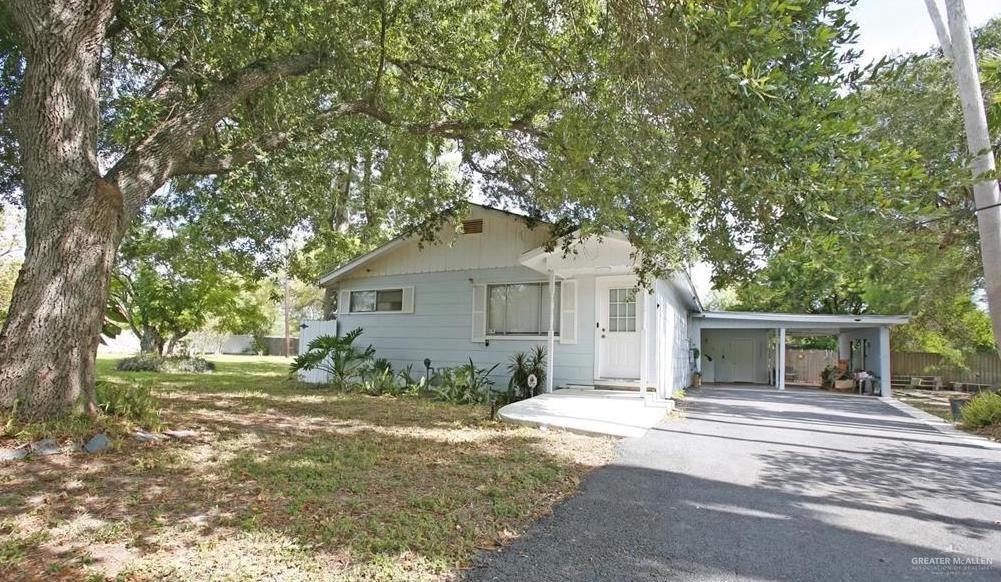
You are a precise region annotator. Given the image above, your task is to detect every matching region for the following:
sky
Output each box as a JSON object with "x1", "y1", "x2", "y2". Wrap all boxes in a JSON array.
[{"x1": 851, "y1": 0, "x2": 1001, "y2": 62}]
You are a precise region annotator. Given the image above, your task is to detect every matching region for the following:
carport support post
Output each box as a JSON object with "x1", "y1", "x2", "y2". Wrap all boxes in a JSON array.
[
  {"x1": 879, "y1": 326, "x2": 892, "y2": 398},
  {"x1": 777, "y1": 327, "x2": 786, "y2": 390},
  {"x1": 837, "y1": 333, "x2": 851, "y2": 363},
  {"x1": 546, "y1": 267, "x2": 556, "y2": 393}
]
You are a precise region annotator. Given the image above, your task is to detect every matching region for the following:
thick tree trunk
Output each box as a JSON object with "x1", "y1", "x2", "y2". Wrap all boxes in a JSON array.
[
  {"x1": 140, "y1": 326, "x2": 164, "y2": 356},
  {"x1": 0, "y1": 0, "x2": 124, "y2": 420},
  {"x1": 2, "y1": 0, "x2": 335, "y2": 421},
  {"x1": 164, "y1": 332, "x2": 187, "y2": 356},
  {"x1": 0, "y1": 183, "x2": 125, "y2": 419}
]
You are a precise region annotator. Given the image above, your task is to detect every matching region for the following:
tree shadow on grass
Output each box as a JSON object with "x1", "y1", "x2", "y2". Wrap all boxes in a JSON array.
[{"x1": 0, "y1": 408, "x2": 606, "y2": 579}]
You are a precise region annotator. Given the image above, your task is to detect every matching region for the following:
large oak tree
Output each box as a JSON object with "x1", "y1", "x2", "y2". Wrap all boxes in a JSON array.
[{"x1": 1, "y1": 0, "x2": 875, "y2": 420}]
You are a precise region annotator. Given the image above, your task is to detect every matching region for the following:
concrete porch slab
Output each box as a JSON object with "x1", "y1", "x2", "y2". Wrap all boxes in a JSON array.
[{"x1": 497, "y1": 389, "x2": 673, "y2": 438}]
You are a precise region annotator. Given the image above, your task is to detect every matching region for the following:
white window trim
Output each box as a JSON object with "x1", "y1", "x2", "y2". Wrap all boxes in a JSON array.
[
  {"x1": 343, "y1": 286, "x2": 414, "y2": 314},
  {"x1": 484, "y1": 280, "x2": 561, "y2": 339}
]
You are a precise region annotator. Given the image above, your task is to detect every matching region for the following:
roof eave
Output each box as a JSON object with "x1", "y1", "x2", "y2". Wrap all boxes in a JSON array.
[
  {"x1": 693, "y1": 311, "x2": 910, "y2": 326},
  {"x1": 316, "y1": 236, "x2": 409, "y2": 286}
]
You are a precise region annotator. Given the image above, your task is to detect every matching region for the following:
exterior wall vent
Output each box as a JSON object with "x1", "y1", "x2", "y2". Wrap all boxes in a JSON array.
[{"x1": 461, "y1": 219, "x2": 484, "y2": 234}]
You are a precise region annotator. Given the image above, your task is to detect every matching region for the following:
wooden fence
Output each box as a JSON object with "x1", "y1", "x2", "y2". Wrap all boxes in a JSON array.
[
  {"x1": 783, "y1": 349, "x2": 1001, "y2": 387},
  {"x1": 786, "y1": 347, "x2": 836, "y2": 386},
  {"x1": 890, "y1": 351, "x2": 1001, "y2": 386}
]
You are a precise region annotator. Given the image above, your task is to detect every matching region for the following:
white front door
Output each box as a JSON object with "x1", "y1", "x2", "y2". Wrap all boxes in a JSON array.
[{"x1": 596, "y1": 281, "x2": 642, "y2": 380}]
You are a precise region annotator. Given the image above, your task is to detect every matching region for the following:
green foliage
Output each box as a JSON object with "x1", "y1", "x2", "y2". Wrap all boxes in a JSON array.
[
  {"x1": 115, "y1": 354, "x2": 216, "y2": 374},
  {"x1": 290, "y1": 328, "x2": 376, "y2": 389},
  {"x1": 428, "y1": 359, "x2": 499, "y2": 405},
  {"x1": 820, "y1": 365, "x2": 850, "y2": 388},
  {"x1": 5, "y1": 0, "x2": 890, "y2": 288},
  {"x1": 961, "y1": 391, "x2": 1001, "y2": 429},
  {"x1": 95, "y1": 380, "x2": 161, "y2": 429},
  {"x1": 506, "y1": 346, "x2": 547, "y2": 402},
  {"x1": 359, "y1": 365, "x2": 400, "y2": 396},
  {"x1": 0, "y1": 259, "x2": 17, "y2": 321},
  {"x1": 291, "y1": 331, "x2": 431, "y2": 396},
  {"x1": 109, "y1": 208, "x2": 272, "y2": 354},
  {"x1": 250, "y1": 333, "x2": 270, "y2": 356},
  {"x1": 729, "y1": 17, "x2": 1001, "y2": 362}
]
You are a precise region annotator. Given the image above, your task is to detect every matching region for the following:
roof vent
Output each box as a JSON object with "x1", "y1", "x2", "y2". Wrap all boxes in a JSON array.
[{"x1": 461, "y1": 219, "x2": 483, "y2": 234}]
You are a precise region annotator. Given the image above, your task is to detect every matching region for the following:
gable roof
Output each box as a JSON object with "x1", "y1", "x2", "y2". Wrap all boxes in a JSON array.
[{"x1": 317, "y1": 203, "x2": 552, "y2": 286}]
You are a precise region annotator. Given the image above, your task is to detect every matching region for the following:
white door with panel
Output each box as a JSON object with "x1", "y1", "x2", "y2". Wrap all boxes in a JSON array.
[
  {"x1": 719, "y1": 337, "x2": 756, "y2": 383},
  {"x1": 596, "y1": 281, "x2": 642, "y2": 380}
]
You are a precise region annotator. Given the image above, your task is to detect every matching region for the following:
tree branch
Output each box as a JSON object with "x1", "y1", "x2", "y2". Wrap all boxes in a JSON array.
[
  {"x1": 175, "y1": 99, "x2": 548, "y2": 177},
  {"x1": 106, "y1": 51, "x2": 339, "y2": 216},
  {"x1": 174, "y1": 101, "x2": 386, "y2": 175}
]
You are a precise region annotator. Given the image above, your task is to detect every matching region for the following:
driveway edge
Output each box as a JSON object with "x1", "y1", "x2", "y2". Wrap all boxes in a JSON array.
[{"x1": 883, "y1": 397, "x2": 1001, "y2": 450}]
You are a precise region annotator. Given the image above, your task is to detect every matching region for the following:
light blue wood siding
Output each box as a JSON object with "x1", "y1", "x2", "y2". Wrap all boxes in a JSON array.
[
  {"x1": 336, "y1": 267, "x2": 598, "y2": 388},
  {"x1": 655, "y1": 278, "x2": 692, "y2": 393}
]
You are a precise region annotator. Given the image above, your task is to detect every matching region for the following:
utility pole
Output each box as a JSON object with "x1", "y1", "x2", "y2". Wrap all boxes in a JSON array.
[
  {"x1": 283, "y1": 270, "x2": 291, "y2": 357},
  {"x1": 925, "y1": 0, "x2": 1001, "y2": 354}
]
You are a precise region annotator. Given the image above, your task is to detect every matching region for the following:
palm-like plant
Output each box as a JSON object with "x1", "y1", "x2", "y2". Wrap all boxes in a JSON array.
[
  {"x1": 429, "y1": 359, "x2": 498, "y2": 404},
  {"x1": 290, "y1": 328, "x2": 376, "y2": 389},
  {"x1": 507, "y1": 345, "x2": 547, "y2": 401}
]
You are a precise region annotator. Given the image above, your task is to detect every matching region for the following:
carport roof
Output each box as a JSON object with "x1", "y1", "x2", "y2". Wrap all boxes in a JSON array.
[{"x1": 693, "y1": 311, "x2": 909, "y2": 329}]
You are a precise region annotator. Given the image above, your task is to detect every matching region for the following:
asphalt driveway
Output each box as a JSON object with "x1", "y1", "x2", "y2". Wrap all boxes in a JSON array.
[{"x1": 469, "y1": 387, "x2": 1001, "y2": 581}]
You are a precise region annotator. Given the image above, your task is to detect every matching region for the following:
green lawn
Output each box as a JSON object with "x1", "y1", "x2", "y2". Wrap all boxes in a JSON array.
[{"x1": 0, "y1": 356, "x2": 615, "y2": 580}]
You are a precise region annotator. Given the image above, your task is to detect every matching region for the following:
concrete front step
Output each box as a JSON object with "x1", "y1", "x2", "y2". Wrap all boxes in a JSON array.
[{"x1": 499, "y1": 389, "x2": 672, "y2": 438}]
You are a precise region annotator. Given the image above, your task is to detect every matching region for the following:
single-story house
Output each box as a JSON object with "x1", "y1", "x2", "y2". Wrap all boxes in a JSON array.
[{"x1": 303, "y1": 204, "x2": 907, "y2": 398}]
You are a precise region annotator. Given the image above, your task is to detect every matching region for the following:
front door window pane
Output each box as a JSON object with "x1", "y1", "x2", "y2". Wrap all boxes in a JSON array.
[{"x1": 608, "y1": 288, "x2": 637, "y2": 332}]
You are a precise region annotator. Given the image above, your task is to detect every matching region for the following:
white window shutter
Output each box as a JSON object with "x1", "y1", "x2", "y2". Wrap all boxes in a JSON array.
[
  {"x1": 401, "y1": 286, "x2": 415, "y2": 313},
  {"x1": 560, "y1": 280, "x2": 577, "y2": 344},
  {"x1": 338, "y1": 290, "x2": 351, "y2": 315},
  {"x1": 471, "y1": 284, "x2": 487, "y2": 342}
]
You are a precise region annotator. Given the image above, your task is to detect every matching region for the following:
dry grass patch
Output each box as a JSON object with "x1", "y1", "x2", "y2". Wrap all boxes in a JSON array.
[
  {"x1": 0, "y1": 356, "x2": 616, "y2": 580},
  {"x1": 896, "y1": 391, "x2": 955, "y2": 422}
]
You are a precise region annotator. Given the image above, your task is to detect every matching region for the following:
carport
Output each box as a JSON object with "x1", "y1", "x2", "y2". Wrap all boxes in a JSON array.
[{"x1": 689, "y1": 312, "x2": 909, "y2": 397}]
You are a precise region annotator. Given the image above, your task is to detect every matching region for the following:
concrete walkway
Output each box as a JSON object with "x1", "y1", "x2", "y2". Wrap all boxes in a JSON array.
[
  {"x1": 470, "y1": 387, "x2": 1001, "y2": 581},
  {"x1": 497, "y1": 389, "x2": 672, "y2": 437}
]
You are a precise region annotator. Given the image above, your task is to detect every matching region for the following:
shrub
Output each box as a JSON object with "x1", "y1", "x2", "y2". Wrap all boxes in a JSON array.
[
  {"x1": 360, "y1": 361, "x2": 397, "y2": 395},
  {"x1": 116, "y1": 355, "x2": 215, "y2": 373},
  {"x1": 161, "y1": 357, "x2": 215, "y2": 373},
  {"x1": 290, "y1": 328, "x2": 375, "y2": 389},
  {"x1": 251, "y1": 333, "x2": 270, "y2": 355},
  {"x1": 961, "y1": 391, "x2": 1001, "y2": 429},
  {"x1": 507, "y1": 346, "x2": 547, "y2": 402},
  {"x1": 115, "y1": 354, "x2": 162, "y2": 372},
  {"x1": 429, "y1": 359, "x2": 499, "y2": 405},
  {"x1": 396, "y1": 364, "x2": 427, "y2": 395},
  {"x1": 95, "y1": 380, "x2": 162, "y2": 428}
]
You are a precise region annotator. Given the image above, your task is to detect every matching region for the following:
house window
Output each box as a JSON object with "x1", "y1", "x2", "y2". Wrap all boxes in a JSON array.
[
  {"x1": 350, "y1": 289, "x2": 404, "y2": 313},
  {"x1": 607, "y1": 288, "x2": 637, "y2": 332},
  {"x1": 487, "y1": 282, "x2": 560, "y2": 336}
]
